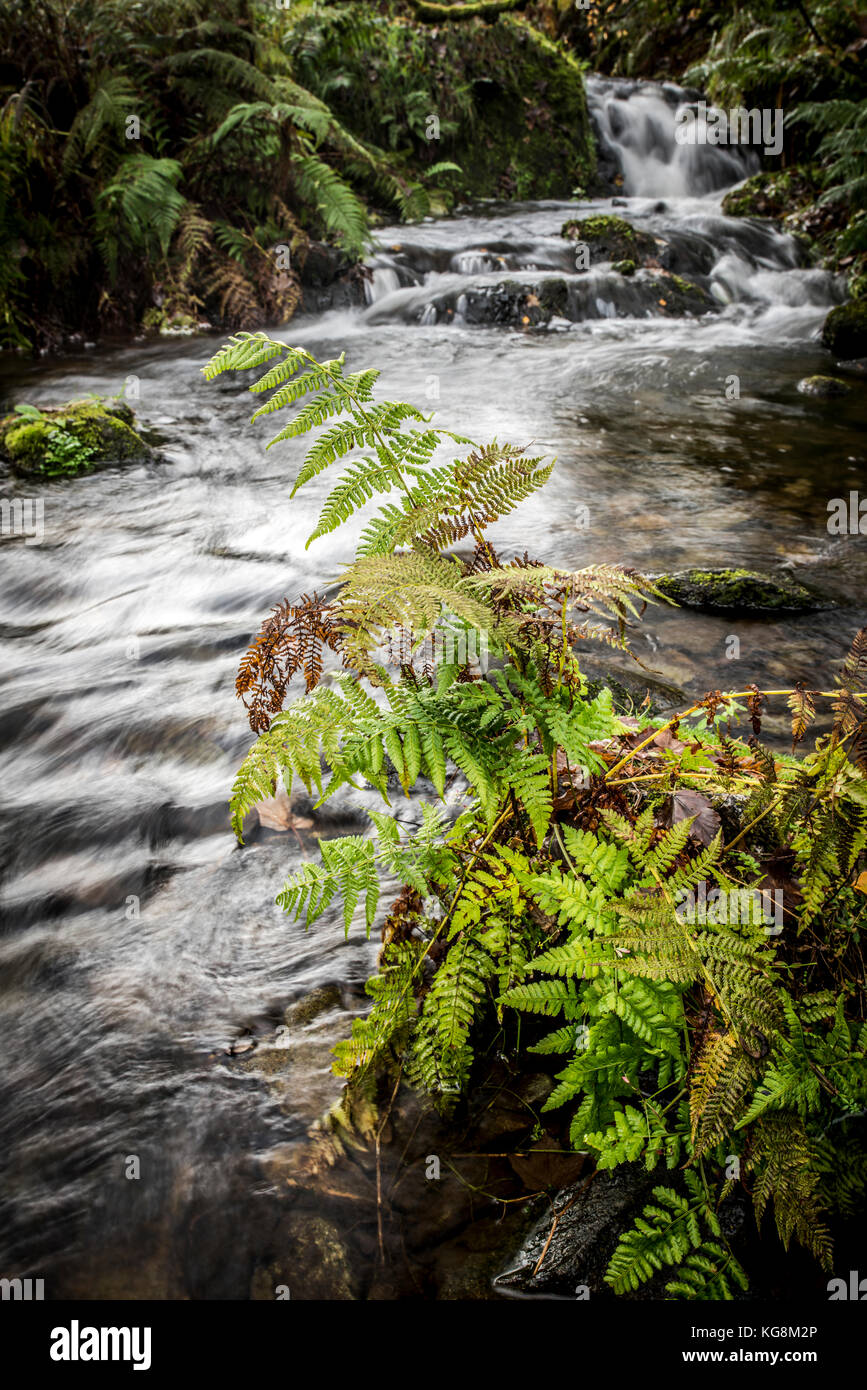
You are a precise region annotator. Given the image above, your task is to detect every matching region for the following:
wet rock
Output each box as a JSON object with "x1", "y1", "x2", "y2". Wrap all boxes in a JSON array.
[
  {"x1": 300, "y1": 240, "x2": 352, "y2": 288},
  {"x1": 494, "y1": 1166, "x2": 655, "y2": 1298},
  {"x1": 561, "y1": 214, "x2": 657, "y2": 264},
  {"x1": 469, "y1": 1071, "x2": 554, "y2": 1146},
  {"x1": 836, "y1": 357, "x2": 867, "y2": 378},
  {"x1": 822, "y1": 301, "x2": 867, "y2": 361},
  {"x1": 582, "y1": 664, "x2": 687, "y2": 715},
  {"x1": 0, "y1": 399, "x2": 157, "y2": 477},
  {"x1": 798, "y1": 374, "x2": 852, "y2": 398},
  {"x1": 284, "y1": 984, "x2": 343, "y2": 1028},
  {"x1": 654, "y1": 568, "x2": 828, "y2": 613},
  {"x1": 250, "y1": 1213, "x2": 359, "y2": 1300},
  {"x1": 418, "y1": 268, "x2": 716, "y2": 328}
]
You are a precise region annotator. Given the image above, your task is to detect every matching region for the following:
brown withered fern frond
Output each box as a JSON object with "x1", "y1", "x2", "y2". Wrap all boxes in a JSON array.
[
  {"x1": 833, "y1": 627, "x2": 867, "y2": 744},
  {"x1": 788, "y1": 680, "x2": 816, "y2": 751},
  {"x1": 237, "y1": 591, "x2": 342, "y2": 732}
]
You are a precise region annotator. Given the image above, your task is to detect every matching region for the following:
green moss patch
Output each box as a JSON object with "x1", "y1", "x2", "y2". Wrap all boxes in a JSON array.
[
  {"x1": 561, "y1": 215, "x2": 657, "y2": 264},
  {"x1": 654, "y1": 568, "x2": 828, "y2": 613},
  {"x1": 0, "y1": 399, "x2": 156, "y2": 477}
]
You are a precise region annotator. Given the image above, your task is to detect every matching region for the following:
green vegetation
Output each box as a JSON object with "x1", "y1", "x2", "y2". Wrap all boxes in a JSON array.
[
  {"x1": 206, "y1": 333, "x2": 867, "y2": 1299},
  {"x1": 0, "y1": 398, "x2": 154, "y2": 475},
  {"x1": 562, "y1": 215, "x2": 656, "y2": 263},
  {"x1": 556, "y1": 0, "x2": 867, "y2": 292},
  {"x1": 0, "y1": 0, "x2": 595, "y2": 352},
  {"x1": 654, "y1": 568, "x2": 825, "y2": 613},
  {"x1": 286, "y1": 5, "x2": 594, "y2": 202}
]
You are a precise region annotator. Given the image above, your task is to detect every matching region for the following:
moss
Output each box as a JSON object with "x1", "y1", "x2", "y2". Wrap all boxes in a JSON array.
[
  {"x1": 822, "y1": 301, "x2": 867, "y2": 361},
  {"x1": 797, "y1": 375, "x2": 851, "y2": 398},
  {"x1": 444, "y1": 17, "x2": 595, "y2": 199},
  {"x1": 654, "y1": 568, "x2": 828, "y2": 613},
  {"x1": 612, "y1": 259, "x2": 636, "y2": 276},
  {"x1": 561, "y1": 214, "x2": 656, "y2": 263},
  {"x1": 0, "y1": 399, "x2": 156, "y2": 477},
  {"x1": 646, "y1": 274, "x2": 715, "y2": 316},
  {"x1": 721, "y1": 168, "x2": 818, "y2": 221},
  {"x1": 292, "y1": 12, "x2": 595, "y2": 202}
]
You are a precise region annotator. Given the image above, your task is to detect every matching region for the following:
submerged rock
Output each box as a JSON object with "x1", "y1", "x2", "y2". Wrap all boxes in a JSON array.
[
  {"x1": 250, "y1": 1213, "x2": 359, "y2": 1301},
  {"x1": 0, "y1": 399, "x2": 157, "y2": 477},
  {"x1": 822, "y1": 301, "x2": 867, "y2": 361},
  {"x1": 797, "y1": 374, "x2": 852, "y2": 398},
  {"x1": 654, "y1": 568, "x2": 828, "y2": 613}
]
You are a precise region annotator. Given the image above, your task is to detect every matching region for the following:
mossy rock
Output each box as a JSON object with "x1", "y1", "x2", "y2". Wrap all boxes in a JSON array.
[
  {"x1": 654, "y1": 568, "x2": 827, "y2": 613},
  {"x1": 0, "y1": 399, "x2": 156, "y2": 477},
  {"x1": 721, "y1": 168, "x2": 818, "y2": 221},
  {"x1": 797, "y1": 374, "x2": 852, "y2": 398},
  {"x1": 646, "y1": 273, "x2": 715, "y2": 315},
  {"x1": 561, "y1": 214, "x2": 657, "y2": 264},
  {"x1": 822, "y1": 301, "x2": 867, "y2": 361},
  {"x1": 613, "y1": 258, "x2": 636, "y2": 276}
]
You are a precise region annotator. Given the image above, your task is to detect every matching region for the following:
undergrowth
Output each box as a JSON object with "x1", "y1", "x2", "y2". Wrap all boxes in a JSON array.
[{"x1": 205, "y1": 334, "x2": 867, "y2": 1299}]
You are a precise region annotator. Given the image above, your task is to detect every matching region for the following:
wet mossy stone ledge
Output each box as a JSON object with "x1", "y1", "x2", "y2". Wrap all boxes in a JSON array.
[
  {"x1": 0, "y1": 399, "x2": 157, "y2": 477},
  {"x1": 654, "y1": 568, "x2": 829, "y2": 613},
  {"x1": 562, "y1": 214, "x2": 657, "y2": 265},
  {"x1": 822, "y1": 301, "x2": 867, "y2": 362}
]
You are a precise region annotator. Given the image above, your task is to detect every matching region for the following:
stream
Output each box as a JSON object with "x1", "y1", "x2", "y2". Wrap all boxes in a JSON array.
[{"x1": 0, "y1": 76, "x2": 864, "y2": 1298}]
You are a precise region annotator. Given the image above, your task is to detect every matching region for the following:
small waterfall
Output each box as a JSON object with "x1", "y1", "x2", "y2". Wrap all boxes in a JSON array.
[{"x1": 586, "y1": 75, "x2": 760, "y2": 198}]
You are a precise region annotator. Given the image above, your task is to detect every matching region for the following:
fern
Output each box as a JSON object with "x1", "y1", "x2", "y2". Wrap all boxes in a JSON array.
[{"x1": 204, "y1": 334, "x2": 867, "y2": 1299}]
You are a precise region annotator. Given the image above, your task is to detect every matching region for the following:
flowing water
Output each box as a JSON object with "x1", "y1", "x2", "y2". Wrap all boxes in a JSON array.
[{"x1": 0, "y1": 77, "x2": 864, "y2": 1298}]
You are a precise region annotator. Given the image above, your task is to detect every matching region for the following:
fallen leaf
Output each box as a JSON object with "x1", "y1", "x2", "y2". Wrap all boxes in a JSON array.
[
  {"x1": 663, "y1": 789, "x2": 721, "y2": 847},
  {"x1": 509, "y1": 1142, "x2": 586, "y2": 1190},
  {"x1": 855, "y1": 870, "x2": 867, "y2": 896},
  {"x1": 256, "y1": 786, "x2": 314, "y2": 832}
]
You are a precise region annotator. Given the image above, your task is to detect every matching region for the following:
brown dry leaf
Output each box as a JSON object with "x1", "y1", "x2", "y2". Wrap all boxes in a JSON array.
[
  {"x1": 552, "y1": 748, "x2": 590, "y2": 810},
  {"x1": 664, "y1": 789, "x2": 721, "y2": 847},
  {"x1": 509, "y1": 1142, "x2": 586, "y2": 1191},
  {"x1": 854, "y1": 871, "x2": 867, "y2": 897},
  {"x1": 256, "y1": 787, "x2": 314, "y2": 832}
]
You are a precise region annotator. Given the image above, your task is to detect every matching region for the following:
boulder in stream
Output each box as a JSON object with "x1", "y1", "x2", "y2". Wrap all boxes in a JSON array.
[
  {"x1": 493, "y1": 1166, "x2": 656, "y2": 1298},
  {"x1": 797, "y1": 374, "x2": 852, "y2": 398},
  {"x1": 654, "y1": 568, "x2": 828, "y2": 613},
  {"x1": 822, "y1": 301, "x2": 867, "y2": 361},
  {"x1": 562, "y1": 214, "x2": 657, "y2": 264},
  {"x1": 0, "y1": 399, "x2": 157, "y2": 477}
]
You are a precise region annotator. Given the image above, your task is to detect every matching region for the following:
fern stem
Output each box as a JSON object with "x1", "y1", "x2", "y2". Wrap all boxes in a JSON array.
[{"x1": 604, "y1": 687, "x2": 867, "y2": 782}]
